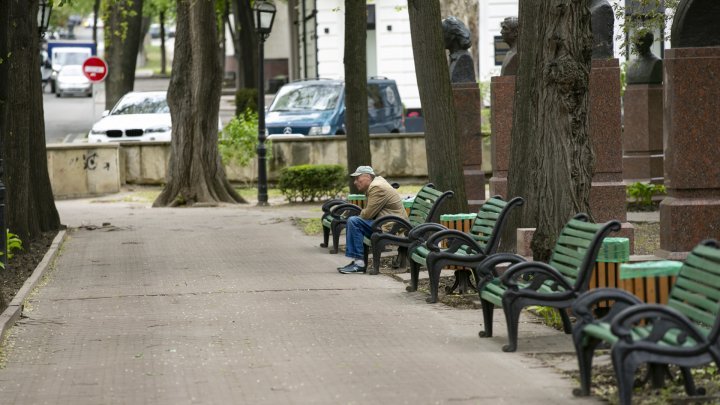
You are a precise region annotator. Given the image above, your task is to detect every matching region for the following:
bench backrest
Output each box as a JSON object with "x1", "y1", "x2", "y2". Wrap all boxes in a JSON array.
[
  {"x1": 667, "y1": 240, "x2": 720, "y2": 339},
  {"x1": 407, "y1": 184, "x2": 454, "y2": 228},
  {"x1": 470, "y1": 196, "x2": 524, "y2": 255},
  {"x1": 548, "y1": 213, "x2": 621, "y2": 292}
]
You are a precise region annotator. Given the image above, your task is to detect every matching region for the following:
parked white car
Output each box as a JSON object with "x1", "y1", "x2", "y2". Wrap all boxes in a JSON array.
[
  {"x1": 88, "y1": 91, "x2": 172, "y2": 142},
  {"x1": 55, "y1": 65, "x2": 92, "y2": 97}
]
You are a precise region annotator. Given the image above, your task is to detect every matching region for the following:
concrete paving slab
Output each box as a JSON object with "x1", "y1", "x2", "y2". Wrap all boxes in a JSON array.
[{"x1": 0, "y1": 199, "x2": 600, "y2": 404}]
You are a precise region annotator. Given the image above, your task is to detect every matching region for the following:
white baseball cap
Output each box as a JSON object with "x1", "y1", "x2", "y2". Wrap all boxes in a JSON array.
[{"x1": 350, "y1": 166, "x2": 375, "y2": 176}]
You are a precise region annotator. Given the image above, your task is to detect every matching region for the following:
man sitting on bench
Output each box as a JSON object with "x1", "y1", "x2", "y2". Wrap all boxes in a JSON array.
[{"x1": 337, "y1": 166, "x2": 408, "y2": 274}]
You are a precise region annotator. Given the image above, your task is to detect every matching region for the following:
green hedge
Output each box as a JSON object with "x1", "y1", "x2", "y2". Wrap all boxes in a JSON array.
[{"x1": 278, "y1": 164, "x2": 346, "y2": 202}]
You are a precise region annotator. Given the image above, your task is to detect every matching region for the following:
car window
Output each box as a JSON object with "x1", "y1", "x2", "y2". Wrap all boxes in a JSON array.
[
  {"x1": 367, "y1": 85, "x2": 384, "y2": 110},
  {"x1": 111, "y1": 94, "x2": 169, "y2": 115},
  {"x1": 270, "y1": 84, "x2": 342, "y2": 112},
  {"x1": 59, "y1": 65, "x2": 83, "y2": 77}
]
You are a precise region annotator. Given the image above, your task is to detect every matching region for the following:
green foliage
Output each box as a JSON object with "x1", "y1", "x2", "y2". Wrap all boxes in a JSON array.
[
  {"x1": 235, "y1": 88, "x2": 258, "y2": 116},
  {"x1": 292, "y1": 217, "x2": 324, "y2": 236},
  {"x1": 0, "y1": 230, "x2": 24, "y2": 270},
  {"x1": 218, "y1": 109, "x2": 271, "y2": 167},
  {"x1": 627, "y1": 181, "x2": 666, "y2": 207},
  {"x1": 278, "y1": 164, "x2": 346, "y2": 203},
  {"x1": 612, "y1": 0, "x2": 679, "y2": 57},
  {"x1": 528, "y1": 306, "x2": 565, "y2": 330}
]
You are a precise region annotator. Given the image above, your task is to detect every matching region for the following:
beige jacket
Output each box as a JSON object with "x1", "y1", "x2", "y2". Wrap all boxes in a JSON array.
[{"x1": 360, "y1": 176, "x2": 408, "y2": 221}]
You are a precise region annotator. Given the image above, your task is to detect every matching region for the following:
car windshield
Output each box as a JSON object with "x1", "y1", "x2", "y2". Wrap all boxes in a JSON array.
[
  {"x1": 269, "y1": 83, "x2": 342, "y2": 112},
  {"x1": 59, "y1": 65, "x2": 83, "y2": 77},
  {"x1": 111, "y1": 93, "x2": 169, "y2": 115},
  {"x1": 54, "y1": 52, "x2": 89, "y2": 66}
]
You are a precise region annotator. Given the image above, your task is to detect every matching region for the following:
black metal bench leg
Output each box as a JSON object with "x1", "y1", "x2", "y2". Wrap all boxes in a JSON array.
[
  {"x1": 406, "y1": 260, "x2": 420, "y2": 292},
  {"x1": 478, "y1": 298, "x2": 494, "y2": 338},
  {"x1": 321, "y1": 225, "x2": 330, "y2": 248},
  {"x1": 611, "y1": 347, "x2": 638, "y2": 405},
  {"x1": 680, "y1": 366, "x2": 704, "y2": 396},
  {"x1": 501, "y1": 298, "x2": 522, "y2": 352},
  {"x1": 559, "y1": 308, "x2": 572, "y2": 334},
  {"x1": 573, "y1": 338, "x2": 600, "y2": 397},
  {"x1": 330, "y1": 223, "x2": 344, "y2": 254}
]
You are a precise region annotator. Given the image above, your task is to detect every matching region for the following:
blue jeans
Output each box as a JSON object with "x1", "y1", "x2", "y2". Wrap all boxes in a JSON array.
[{"x1": 345, "y1": 216, "x2": 374, "y2": 259}]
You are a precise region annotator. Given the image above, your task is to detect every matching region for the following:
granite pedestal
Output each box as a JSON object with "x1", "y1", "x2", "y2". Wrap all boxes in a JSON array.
[
  {"x1": 452, "y1": 82, "x2": 485, "y2": 211},
  {"x1": 489, "y1": 75, "x2": 515, "y2": 200},
  {"x1": 659, "y1": 47, "x2": 720, "y2": 259},
  {"x1": 622, "y1": 84, "x2": 664, "y2": 183},
  {"x1": 589, "y1": 59, "x2": 635, "y2": 251}
]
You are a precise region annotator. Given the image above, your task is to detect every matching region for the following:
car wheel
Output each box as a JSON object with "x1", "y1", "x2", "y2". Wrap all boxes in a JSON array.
[{"x1": 56, "y1": 92, "x2": 61, "y2": 98}]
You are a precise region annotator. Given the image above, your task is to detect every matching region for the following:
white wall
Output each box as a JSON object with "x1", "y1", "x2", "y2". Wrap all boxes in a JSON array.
[{"x1": 313, "y1": 0, "x2": 421, "y2": 109}]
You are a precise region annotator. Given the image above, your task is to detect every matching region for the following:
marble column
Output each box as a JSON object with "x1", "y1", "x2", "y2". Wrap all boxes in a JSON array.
[
  {"x1": 658, "y1": 47, "x2": 720, "y2": 259},
  {"x1": 622, "y1": 84, "x2": 664, "y2": 183},
  {"x1": 589, "y1": 58, "x2": 635, "y2": 250},
  {"x1": 452, "y1": 82, "x2": 485, "y2": 211},
  {"x1": 488, "y1": 75, "x2": 515, "y2": 200}
]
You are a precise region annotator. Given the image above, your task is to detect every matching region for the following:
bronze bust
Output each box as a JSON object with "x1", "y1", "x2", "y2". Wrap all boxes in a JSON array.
[
  {"x1": 442, "y1": 16, "x2": 476, "y2": 83},
  {"x1": 590, "y1": 0, "x2": 614, "y2": 59},
  {"x1": 626, "y1": 30, "x2": 663, "y2": 84},
  {"x1": 500, "y1": 17, "x2": 519, "y2": 76}
]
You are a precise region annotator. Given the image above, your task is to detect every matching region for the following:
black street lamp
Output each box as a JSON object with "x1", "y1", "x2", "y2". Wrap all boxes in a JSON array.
[
  {"x1": 254, "y1": 0, "x2": 276, "y2": 206},
  {"x1": 38, "y1": 0, "x2": 53, "y2": 38}
]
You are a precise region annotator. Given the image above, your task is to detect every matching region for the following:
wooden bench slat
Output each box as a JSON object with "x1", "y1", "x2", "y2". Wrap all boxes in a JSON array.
[
  {"x1": 670, "y1": 287, "x2": 720, "y2": 316},
  {"x1": 673, "y1": 277, "x2": 720, "y2": 302},
  {"x1": 678, "y1": 265, "x2": 720, "y2": 289},
  {"x1": 668, "y1": 298, "x2": 717, "y2": 327}
]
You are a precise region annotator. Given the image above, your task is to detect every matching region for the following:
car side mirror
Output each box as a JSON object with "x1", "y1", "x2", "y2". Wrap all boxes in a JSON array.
[{"x1": 101, "y1": 110, "x2": 109, "y2": 117}]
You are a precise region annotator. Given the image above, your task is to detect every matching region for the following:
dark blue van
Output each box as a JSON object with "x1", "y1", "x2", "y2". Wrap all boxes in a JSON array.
[{"x1": 265, "y1": 77, "x2": 404, "y2": 136}]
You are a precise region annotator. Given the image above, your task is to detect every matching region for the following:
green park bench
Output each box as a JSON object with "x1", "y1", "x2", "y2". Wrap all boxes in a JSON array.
[
  {"x1": 406, "y1": 195, "x2": 524, "y2": 304},
  {"x1": 473, "y1": 213, "x2": 621, "y2": 352},
  {"x1": 571, "y1": 239, "x2": 720, "y2": 405},
  {"x1": 364, "y1": 184, "x2": 454, "y2": 275}
]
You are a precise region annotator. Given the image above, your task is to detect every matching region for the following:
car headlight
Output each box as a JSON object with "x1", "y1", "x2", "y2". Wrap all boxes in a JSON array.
[
  {"x1": 308, "y1": 125, "x2": 332, "y2": 135},
  {"x1": 145, "y1": 126, "x2": 171, "y2": 134},
  {"x1": 89, "y1": 129, "x2": 106, "y2": 135}
]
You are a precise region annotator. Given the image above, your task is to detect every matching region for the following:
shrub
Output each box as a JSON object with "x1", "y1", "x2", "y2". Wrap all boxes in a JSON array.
[
  {"x1": 218, "y1": 109, "x2": 271, "y2": 167},
  {"x1": 235, "y1": 88, "x2": 258, "y2": 116},
  {"x1": 278, "y1": 164, "x2": 346, "y2": 202},
  {"x1": 0, "y1": 230, "x2": 23, "y2": 269},
  {"x1": 627, "y1": 181, "x2": 666, "y2": 208}
]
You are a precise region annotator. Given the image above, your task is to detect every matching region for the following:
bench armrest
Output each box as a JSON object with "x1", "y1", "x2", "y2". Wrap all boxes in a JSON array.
[
  {"x1": 407, "y1": 223, "x2": 448, "y2": 244},
  {"x1": 322, "y1": 199, "x2": 346, "y2": 213},
  {"x1": 474, "y1": 253, "x2": 527, "y2": 290},
  {"x1": 611, "y1": 304, "x2": 709, "y2": 347},
  {"x1": 572, "y1": 288, "x2": 643, "y2": 325},
  {"x1": 328, "y1": 203, "x2": 361, "y2": 219},
  {"x1": 500, "y1": 261, "x2": 574, "y2": 292},
  {"x1": 425, "y1": 229, "x2": 483, "y2": 253},
  {"x1": 371, "y1": 215, "x2": 413, "y2": 234}
]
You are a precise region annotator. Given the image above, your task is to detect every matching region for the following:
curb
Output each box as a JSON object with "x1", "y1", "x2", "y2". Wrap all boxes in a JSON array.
[{"x1": 0, "y1": 230, "x2": 67, "y2": 342}]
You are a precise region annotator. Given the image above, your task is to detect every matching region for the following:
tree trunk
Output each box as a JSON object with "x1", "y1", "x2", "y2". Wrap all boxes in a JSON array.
[
  {"x1": 153, "y1": 0, "x2": 245, "y2": 207},
  {"x1": 506, "y1": 0, "x2": 594, "y2": 261},
  {"x1": 93, "y1": 0, "x2": 100, "y2": 44},
  {"x1": 0, "y1": 0, "x2": 11, "y2": 313},
  {"x1": 3, "y1": 0, "x2": 60, "y2": 243},
  {"x1": 344, "y1": 1, "x2": 370, "y2": 193},
  {"x1": 407, "y1": 0, "x2": 467, "y2": 214},
  {"x1": 103, "y1": 0, "x2": 144, "y2": 110},
  {"x1": 233, "y1": 0, "x2": 258, "y2": 90},
  {"x1": 160, "y1": 11, "x2": 167, "y2": 75}
]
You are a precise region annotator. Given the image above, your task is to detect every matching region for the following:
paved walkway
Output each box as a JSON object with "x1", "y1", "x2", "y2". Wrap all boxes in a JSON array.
[{"x1": 0, "y1": 198, "x2": 598, "y2": 404}]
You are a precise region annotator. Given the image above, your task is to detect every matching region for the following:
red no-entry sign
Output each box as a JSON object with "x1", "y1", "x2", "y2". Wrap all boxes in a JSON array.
[{"x1": 82, "y1": 56, "x2": 108, "y2": 82}]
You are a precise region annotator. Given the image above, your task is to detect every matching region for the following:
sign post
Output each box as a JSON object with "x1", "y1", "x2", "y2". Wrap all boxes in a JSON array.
[{"x1": 82, "y1": 56, "x2": 108, "y2": 126}]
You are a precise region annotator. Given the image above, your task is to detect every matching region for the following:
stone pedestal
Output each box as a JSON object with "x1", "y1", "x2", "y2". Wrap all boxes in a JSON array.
[
  {"x1": 589, "y1": 59, "x2": 635, "y2": 251},
  {"x1": 489, "y1": 75, "x2": 515, "y2": 200},
  {"x1": 622, "y1": 83, "x2": 664, "y2": 183},
  {"x1": 658, "y1": 47, "x2": 720, "y2": 259},
  {"x1": 452, "y1": 82, "x2": 485, "y2": 211}
]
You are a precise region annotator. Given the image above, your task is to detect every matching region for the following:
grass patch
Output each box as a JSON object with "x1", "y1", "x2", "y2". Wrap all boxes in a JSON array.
[
  {"x1": 292, "y1": 217, "x2": 323, "y2": 235},
  {"x1": 235, "y1": 187, "x2": 284, "y2": 201},
  {"x1": 142, "y1": 44, "x2": 171, "y2": 75}
]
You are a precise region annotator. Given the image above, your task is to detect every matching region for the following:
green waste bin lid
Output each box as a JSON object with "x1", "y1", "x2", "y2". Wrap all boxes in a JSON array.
[
  {"x1": 620, "y1": 260, "x2": 683, "y2": 279},
  {"x1": 348, "y1": 194, "x2": 366, "y2": 200},
  {"x1": 596, "y1": 237, "x2": 630, "y2": 263},
  {"x1": 440, "y1": 213, "x2": 478, "y2": 221}
]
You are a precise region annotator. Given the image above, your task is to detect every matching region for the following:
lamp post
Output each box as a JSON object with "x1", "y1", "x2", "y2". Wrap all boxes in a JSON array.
[
  {"x1": 38, "y1": 0, "x2": 53, "y2": 37},
  {"x1": 254, "y1": 1, "x2": 276, "y2": 206}
]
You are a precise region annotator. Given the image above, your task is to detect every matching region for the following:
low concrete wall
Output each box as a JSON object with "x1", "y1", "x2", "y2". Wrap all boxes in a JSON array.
[
  {"x1": 47, "y1": 134, "x2": 492, "y2": 196},
  {"x1": 47, "y1": 144, "x2": 121, "y2": 198}
]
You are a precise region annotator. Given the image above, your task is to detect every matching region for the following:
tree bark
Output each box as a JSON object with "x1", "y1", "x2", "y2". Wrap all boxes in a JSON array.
[
  {"x1": 153, "y1": 0, "x2": 245, "y2": 207},
  {"x1": 232, "y1": 0, "x2": 258, "y2": 90},
  {"x1": 344, "y1": 1, "x2": 371, "y2": 193},
  {"x1": 407, "y1": 0, "x2": 467, "y2": 214},
  {"x1": 507, "y1": 0, "x2": 594, "y2": 261},
  {"x1": 4, "y1": 0, "x2": 61, "y2": 242},
  {"x1": 103, "y1": 0, "x2": 144, "y2": 110},
  {"x1": 93, "y1": 0, "x2": 100, "y2": 45},
  {"x1": 160, "y1": 11, "x2": 167, "y2": 75}
]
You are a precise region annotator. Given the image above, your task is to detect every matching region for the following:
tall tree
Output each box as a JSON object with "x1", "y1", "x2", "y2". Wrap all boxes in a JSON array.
[
  {"x1": 2, "y1": 0, "x2": 61, "y2": 245},
  {"x1": 103, "y1": 0, "x2": 144, "y2": 109},
  {"x1": 344, "y1": 1, "x2": 370, "y2": 193},
  {"x1": 229, "y1": 0, "x2": 258, "y2": 90},
  {"x1": 153, "y1": 0, "x2": 244, "y2": 207},
  {"x1": 507, "y1": 1, "x2": 594, "y2": 261},
  {"x1": 407, "y1": 0, "x2": 467, "y2": 214}
]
